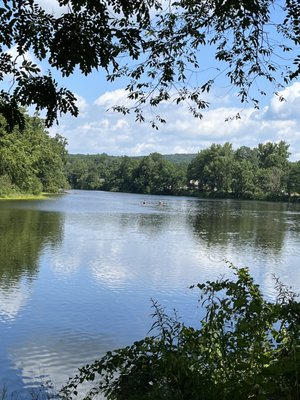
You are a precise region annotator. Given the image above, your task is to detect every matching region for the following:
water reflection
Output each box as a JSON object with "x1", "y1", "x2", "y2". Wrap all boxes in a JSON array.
[
  {"x1": 0, "y1": 204, "x2": 65, "y2": 395},
  {"x1": 188, "y1": 200, "x2": 297, "y2": 253},
  {"x1": 10, "y1": 330, "x2": 117, "y2": 392},
  {"x1": 50, "y1": 208, "x2": 199, "y2": 290},
  {"x1": 0, "y1": 207, "x2": 63, "y2": 285},
  {"x1": 0, "y1": 281, "x2": 33, "y2": 322},
  {"x1": 187, "y1": 199, "x2": 300, "y2": 298},
  {"x1": 120, "y1": 213, "x2": 170, "y2": 235},
  {"x1": 0, "y1": 207, "x2": 64, "y2": 326},
  {"x1": 0, "y1": 192, "x2": 300, "y2": 397}
]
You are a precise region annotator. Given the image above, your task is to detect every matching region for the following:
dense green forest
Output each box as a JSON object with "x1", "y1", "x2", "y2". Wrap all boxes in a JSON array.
[
  {"x1": 0, "y1": 112, "x2": 69, "y2": 197},
  {"x1": 65, "y1": 153, "x2": 189, "y2": 195},
  {"x1": 1, "y1": 111, "x2": 299, "y2": 201},
  {"x1": 65, "y1": 142, "x2": 300, "y2": 201},
  {"x1": 187, "y1": 142, "x2": 300, "y2": 200}
]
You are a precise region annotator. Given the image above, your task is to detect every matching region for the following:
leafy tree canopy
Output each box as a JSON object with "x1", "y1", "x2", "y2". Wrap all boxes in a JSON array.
[
  {"x1": 65, "y1": 142, "x2": 300, "y2": 200},
  {"x1": 0, "y1": 110, "x2": 69, "y2": 195},
  {"x1": 186, "y1": 141, "x2": 298, "y2": 199},
  {"x1": 0, "y1": 0, "x2": 300, "y2": 129}
]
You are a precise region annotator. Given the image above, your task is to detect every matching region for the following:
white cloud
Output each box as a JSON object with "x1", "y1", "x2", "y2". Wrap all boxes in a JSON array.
[
  {"x1": 6, "y1": 46, "x2": 37, "y2": 66},
  {"x1": 269, "y1": 82, "x2": 300, "y2": 119},
  {"x1": 52, "y1": 84, "x2": 300, "y2": 160},
  {"x1": 113, "y1": 119, "x2": 129, "y2": 130},
  {"x1": 74, "y1": 94, "x2": 89, "y2": 117},
  {"x1": 94, "y1": 89, "x2": 131, "y2": 108},
  {"x1": 35, "y1": 0, "x2": 68, "y2": 16}
]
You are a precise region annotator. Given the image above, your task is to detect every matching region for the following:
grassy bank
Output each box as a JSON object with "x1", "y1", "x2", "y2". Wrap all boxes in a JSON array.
[{"x1": 0, "y1": 192, "x2": 62, "y2": 200}]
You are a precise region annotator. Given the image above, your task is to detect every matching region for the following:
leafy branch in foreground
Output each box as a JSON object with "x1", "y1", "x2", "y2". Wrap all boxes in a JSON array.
[
  {"x1": 1, "y1": 1, "x2": 300, "y2": 129},
  {"x1": 60, "y1": 264, "x2": 300, "y2": 400}
]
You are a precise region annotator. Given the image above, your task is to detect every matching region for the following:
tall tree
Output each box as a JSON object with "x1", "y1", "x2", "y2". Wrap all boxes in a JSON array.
[
  {"x1": 231, "y1": 159, "x2": 256, "y2": 199},
  {"x1": 255, "y1": 141, "x2": 290, "y2": 197},
  {"x1": 235, "y1": 146, "x2": 259, "y2": 168},
  {"x1": 187, "y1": 143, "x2": 234, "y2": 193},
  {"x1": 287, "y1": 161, "x2": 300, "y2": 196},
  {"x1": 0, "y1": 1, "x2": 300, "y2": 129},
  {"x1": 64, "y1": 157, "x2": 90, "y2": 189},
  {"x1": 0, "y1": 111, "x2": 68, "y2": 195},
  {"x1": 132, "y1": 153, "x2": 183, "y2": 194},
  {"x1": 257, "y1": 141, "x2": 290, "y2": 170},
  {"x1": 114, "y1": 156, "x2": 139, "y2": 193}
]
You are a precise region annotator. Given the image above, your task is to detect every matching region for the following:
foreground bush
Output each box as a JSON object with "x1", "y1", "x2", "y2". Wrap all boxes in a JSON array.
[{"x1": 61, "y1": 265, "x2": 300, "y2": 400}]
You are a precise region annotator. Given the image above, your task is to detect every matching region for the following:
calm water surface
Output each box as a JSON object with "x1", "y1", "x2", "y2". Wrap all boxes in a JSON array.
[{"x1": 0, "y1": 190, "x2": 300, "y2": 396}]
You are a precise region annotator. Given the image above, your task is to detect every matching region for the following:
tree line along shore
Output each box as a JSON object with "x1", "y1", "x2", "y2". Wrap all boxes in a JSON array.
[{"x1": 1, "y1": 113, "x2": 300, "y2": 201}]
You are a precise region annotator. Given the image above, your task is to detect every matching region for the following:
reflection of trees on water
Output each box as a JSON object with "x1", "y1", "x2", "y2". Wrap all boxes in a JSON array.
[
  {"x1": 188, "y1": 200, "x2": 300, "y2": 254},
  {"x1": 0, "y1": 208, "x2": 63, "y2": 286},
  {"x1": 118, "y1": 212, "x2": 171, "y2": 236}
]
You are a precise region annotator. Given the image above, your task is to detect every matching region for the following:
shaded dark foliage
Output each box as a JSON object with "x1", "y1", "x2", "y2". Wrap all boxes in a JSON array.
[
  {"x1": 61, "y1": 264, "x2": 300, "y2": 400},
  {"x1": 1, "y1": 1, "x2": 300, "y2": 129}
]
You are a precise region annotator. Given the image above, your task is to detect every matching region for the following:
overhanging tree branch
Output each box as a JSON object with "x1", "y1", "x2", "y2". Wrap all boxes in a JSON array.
[{"x1": 0, "y1": 0, "x2": 299, "y2": 130}]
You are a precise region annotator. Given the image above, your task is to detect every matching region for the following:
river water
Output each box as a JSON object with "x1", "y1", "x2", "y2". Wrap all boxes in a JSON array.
[{"x1": 0, "y1": 190, "x2": 300, "y2": 396}]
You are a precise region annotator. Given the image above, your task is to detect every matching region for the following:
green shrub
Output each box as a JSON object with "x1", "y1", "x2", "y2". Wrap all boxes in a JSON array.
[
  {"x1": 21, "y1": 175, "x2": 43, "y2": 195},
  {"x1": 0, "y1": 174, "x2": 19, "y2": 197},
  {"x1": 61, "y1": 264, "x2": 300, "y2": 400}
]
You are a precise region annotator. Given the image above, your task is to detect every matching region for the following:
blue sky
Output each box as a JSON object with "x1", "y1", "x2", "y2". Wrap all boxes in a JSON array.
[
  {"x1": 50, "y1": 83, "x2": 300, "y2": 160},
  {"x1": 48, "y1": 62, "x2": 300, "y2": 161},
  {"x1": 5, "y1": 0, "x2": 300, "y2": 160}
]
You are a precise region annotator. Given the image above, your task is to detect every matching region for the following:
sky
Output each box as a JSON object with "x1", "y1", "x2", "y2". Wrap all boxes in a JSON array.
[
  {"x1": 5, "y1": 0, "x2": 300, "y2": 160},
  {"x1": 49, "y1": 81, "x2": 300, "y2": 161}
]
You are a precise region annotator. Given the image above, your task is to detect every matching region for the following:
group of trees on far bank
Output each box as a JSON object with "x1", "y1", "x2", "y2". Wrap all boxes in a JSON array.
[
  {"x1": 65, "y1": 142, "x2": 300, "y2": 201},
  {"x1": 65, "y1": 153, "x2": 187, "y2": 195},
  {"x1": 0, "y1": 112, "x2": 69, "y2": 197},
  {"x1": 1, "y1": 110, "x2": 299, "y2": 203},
  {"x1": 188, "y1": 142, "x2": 300, "y2": 200}
]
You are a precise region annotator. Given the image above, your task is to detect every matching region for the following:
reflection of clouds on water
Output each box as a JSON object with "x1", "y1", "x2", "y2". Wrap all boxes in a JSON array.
[
  {"x1": 262, "y1": 273, "x2": 283, "y2": 302},
  {"x1": 90, "y1": 261, "x2": 133, "y2": 288},
  {"x1": 1, "y1": 192, "x2": 300, "y2": 397},
  {"x1": 0, "y1": 282, "x2": 32, "y2": 322},
  {"x1": 50, "y1": 251, "x2": 80, "y2": 278},
  {"x1": 9, "y1": 330, "x2": 114, "y2": 396},
  {"x1": 41, "y1": 196, "x2": 300, "y2": 296},
  {"x1": 259, "y1": 265, "x2": 300, "y2": 304},
  {"x1": 47, "y1": 207, "x2": 243, "y2": 292}
]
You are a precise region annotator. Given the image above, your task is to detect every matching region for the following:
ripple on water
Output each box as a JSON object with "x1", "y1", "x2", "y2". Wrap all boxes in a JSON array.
[
  {"x1": 0, "y1": 283, "x2": 33, "y2": 323},
  {"x1": 8, "y1": 328, "x2": 120, "y2": 393},
  {"x1": 1, "y1": 191, "x2": 300, "y2": 396}
]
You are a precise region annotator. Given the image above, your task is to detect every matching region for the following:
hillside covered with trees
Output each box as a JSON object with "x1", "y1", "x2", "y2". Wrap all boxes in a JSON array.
[
  {"x1": 0, "y1": 112, "x2": 69, "y2": 197},
  {"x1": 65, "y1": 142, "x2": 300, "y2": 201}
]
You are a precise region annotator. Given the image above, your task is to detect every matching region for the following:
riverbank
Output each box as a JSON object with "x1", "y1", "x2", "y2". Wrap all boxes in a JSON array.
[
  {"x1": 0, "y1": 192, "x2": 62, "y2": 200},
  {"x1": 184, "y1": 188, "x2": 300, "y2": 203}
]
